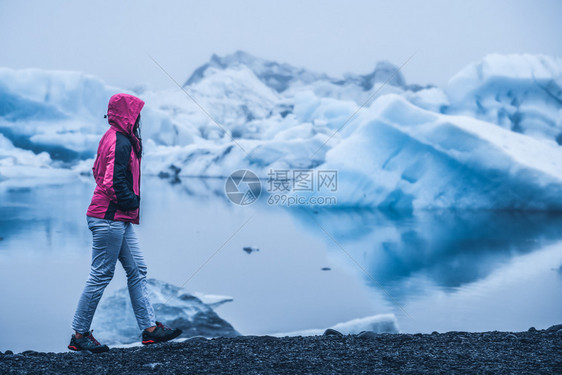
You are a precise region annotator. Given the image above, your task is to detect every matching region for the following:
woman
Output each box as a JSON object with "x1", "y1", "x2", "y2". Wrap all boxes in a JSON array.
[{"x1": 69, "y1": 93, "x2": 182, "y2": 353}]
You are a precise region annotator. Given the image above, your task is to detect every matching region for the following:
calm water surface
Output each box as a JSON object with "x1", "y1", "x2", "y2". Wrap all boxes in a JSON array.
[{"x1": 1, "y1": 176, "x2": 561, "y2": 352}]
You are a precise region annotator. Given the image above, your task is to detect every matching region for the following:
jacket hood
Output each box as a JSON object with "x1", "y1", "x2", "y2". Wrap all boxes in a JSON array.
[
  {"x1": 107, "y1": 93, "x2": 144, "y2": 155},
  {"x1": 107, "y1": 93, "x2": 144, "y2": 134}
]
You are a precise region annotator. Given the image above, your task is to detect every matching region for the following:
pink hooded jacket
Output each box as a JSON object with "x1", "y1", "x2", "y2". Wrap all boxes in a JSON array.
[{"x1": 86, "y1": 93, "x2": 144, "y2": 224}]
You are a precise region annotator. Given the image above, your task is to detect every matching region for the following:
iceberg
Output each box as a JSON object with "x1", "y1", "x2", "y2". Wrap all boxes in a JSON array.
[
  {"x1": 444, "y1": 54, "x2": 562, "y2": 143},
  {"x1": 0, "y1": 134, "x2": 73, "y2": 181},
  {"x1": 311, "y1": 94, "x2": 562, "y2": 210},
  {"x1": 184, "y1": 50, "x2": 328, "y2": 93},
  {"x1": 1, "y1": 52, "x2": 562, "y2": 210},
  {"x1": 0, "y1": 67, "x2": 193, "y2": 165},
  {"x1": 184, "y1": 50, "x2": 397, "y2": 93},
  {"x1": 184, "y1": 50, "x2": 410, "y2": 100},
  {"x1": 92, "y1": 278, "x2": 239, "y2": 345},
  {"x1": 0, "y1": 67, "x2": 117, "y2": 163}
]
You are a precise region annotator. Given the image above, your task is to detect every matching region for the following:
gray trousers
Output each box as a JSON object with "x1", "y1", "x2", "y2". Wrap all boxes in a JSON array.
[{"x1": 72, "y1": 216, "x2": 155, "y2": 333}]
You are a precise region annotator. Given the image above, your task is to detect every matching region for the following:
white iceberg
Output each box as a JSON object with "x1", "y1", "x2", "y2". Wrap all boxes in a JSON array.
[
  {"x1": 0, "y1": 67, "x2": 191, "y2": 163},
  {"x1": 1, "y1": 52, "x2": 562, "y2": 210},
  {"x1": 445, "y1": 54, "x2": 562, "y2": 143},
  {"x1": 311, "y1": 94, "x2": 562, "y2": 210},
  {"x1": 0, "y1": 134, "x2": 74, "y2": 183}
]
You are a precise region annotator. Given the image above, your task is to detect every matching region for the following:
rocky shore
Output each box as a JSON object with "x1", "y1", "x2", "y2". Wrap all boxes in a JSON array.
[{"x1": 1, "y1": 325, "x2": 561, "y2": 374}]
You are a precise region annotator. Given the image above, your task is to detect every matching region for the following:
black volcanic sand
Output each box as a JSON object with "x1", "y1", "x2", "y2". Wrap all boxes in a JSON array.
[{"x1": 1, "y1": 326, "x2": 561, "y2": 374}]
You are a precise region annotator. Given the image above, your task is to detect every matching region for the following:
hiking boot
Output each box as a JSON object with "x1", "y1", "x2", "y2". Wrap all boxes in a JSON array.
[
  {"x1": 68, "y1": 330, "x2": 109, "y2": 353},
  {"x1": 142, "y1": 321, "x2": 182, "y2": 345}
]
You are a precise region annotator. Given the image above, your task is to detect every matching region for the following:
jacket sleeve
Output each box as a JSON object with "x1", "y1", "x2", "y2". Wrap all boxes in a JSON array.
[
  {"x1": 99, "y1": 142, "x2": 116, "y2": 199},
  {"x1": 113, "y1": 136, "x2": 139, "y2": 211}
]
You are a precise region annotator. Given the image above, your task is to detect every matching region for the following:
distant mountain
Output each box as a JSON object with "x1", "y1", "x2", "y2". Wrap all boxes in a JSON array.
[
  {"x1": 344, "y1": 60, "x2": 408, "y2": 90},
  {"x1": 183, "y1": 50, "x2": 409, "y2": 92}
]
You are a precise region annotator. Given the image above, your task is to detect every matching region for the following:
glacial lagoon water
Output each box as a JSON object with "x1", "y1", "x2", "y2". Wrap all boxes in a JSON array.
[{"x1": 0, "y1": 176, "x2": 561, "y2": 352}]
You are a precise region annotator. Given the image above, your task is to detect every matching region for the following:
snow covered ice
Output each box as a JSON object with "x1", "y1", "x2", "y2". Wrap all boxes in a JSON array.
[{"x1": 1, "y1": 51, "x2": 562, "y2": 210}]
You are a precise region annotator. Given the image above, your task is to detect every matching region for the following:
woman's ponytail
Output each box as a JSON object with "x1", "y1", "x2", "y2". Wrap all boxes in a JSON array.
[{"x1": 132, "y1": 114, "x2": 143, "y2": 158}]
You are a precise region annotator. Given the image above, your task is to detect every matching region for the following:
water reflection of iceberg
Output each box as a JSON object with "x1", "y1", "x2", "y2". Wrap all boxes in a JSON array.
[{"x1": 290, "y1": 207, "x2": 562, "y2": 297}]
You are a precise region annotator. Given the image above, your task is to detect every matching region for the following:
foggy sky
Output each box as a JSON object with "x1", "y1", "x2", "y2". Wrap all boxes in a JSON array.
[{"x1": 0, "y1": 0, "x2": 560, "y2": 91}]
